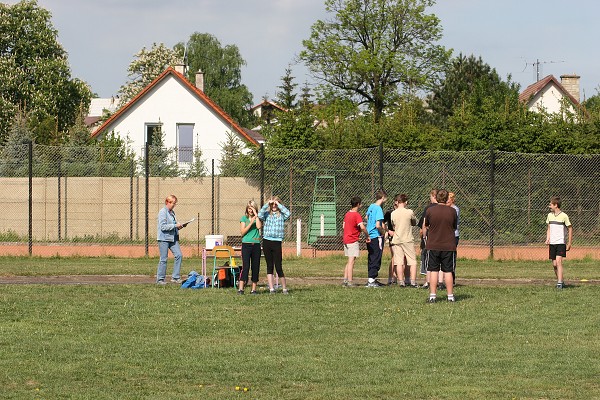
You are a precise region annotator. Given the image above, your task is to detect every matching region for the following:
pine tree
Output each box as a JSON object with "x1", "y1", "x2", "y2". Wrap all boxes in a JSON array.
[
  {"x1": 0, "y1": 107, "x2": 35, "y2": 176},
  {"x1": 219, "y1": 131, "x2": 244, "y2": 176},
  {"x1": 183, "y1": 144, "x2": 208, "y2": 180},
  {"x1": 144, "y1": 125, "x2": 179, "y2": 177}
]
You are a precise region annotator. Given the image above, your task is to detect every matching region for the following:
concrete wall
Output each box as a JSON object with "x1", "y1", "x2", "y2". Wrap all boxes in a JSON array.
[{"x1": 2, "y1": 177, "x2": 261, "y2": 242}]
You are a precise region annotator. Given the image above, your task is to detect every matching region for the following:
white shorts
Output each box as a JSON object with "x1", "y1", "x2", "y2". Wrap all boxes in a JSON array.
[
  {"x1": 392, "y1": 242, "x2": 417, "y2": 267},
  {"x1": 344, "y1": 242, "x2": 360, "y2": 258}
]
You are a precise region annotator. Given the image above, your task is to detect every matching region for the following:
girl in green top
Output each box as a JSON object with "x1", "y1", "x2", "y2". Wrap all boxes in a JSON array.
[{"x1": 237, "y1": 200, "x2": 262, "y2": 294}]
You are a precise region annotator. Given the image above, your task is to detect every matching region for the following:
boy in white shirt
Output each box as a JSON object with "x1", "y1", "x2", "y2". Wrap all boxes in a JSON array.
[{"x1": 545, "y1": 196, "x2": 573, "y2": 289}]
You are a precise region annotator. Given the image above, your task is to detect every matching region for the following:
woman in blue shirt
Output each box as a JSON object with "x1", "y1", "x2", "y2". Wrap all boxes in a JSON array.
[{"x1": 258, "y1": 196, "x2": 291, "y2": 294}]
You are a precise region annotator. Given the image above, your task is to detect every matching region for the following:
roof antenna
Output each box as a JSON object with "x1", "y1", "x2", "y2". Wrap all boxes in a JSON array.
[
  {"x1": 524, "y1": 59, "x2": 565, "y2": 82},
  {"x1": 183, "y1": 41, "x2": 189, "y2": 76}
]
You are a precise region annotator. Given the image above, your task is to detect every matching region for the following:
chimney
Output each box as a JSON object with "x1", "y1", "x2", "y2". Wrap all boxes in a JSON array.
[
  {"x1": 195, "y1": 69, "x2": 204, "y2": 92},
  {"x1": 560, "y1": 74, "x2": 580, "y2": 103},
  {"x1": 174, "y1": 63, "x2": 185, "y2": 74}
]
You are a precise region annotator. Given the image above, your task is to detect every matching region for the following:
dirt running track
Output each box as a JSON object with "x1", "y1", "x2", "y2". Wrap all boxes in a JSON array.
[
  {"x1": 1, "y1": 244, "x2": 600, "y2": 260},
  {"x1": 1, "y1": 243, "x2": 599, "y2": 287},
  {"x1": 0, "y1": 275, "x2": 599, "y2": 287}
]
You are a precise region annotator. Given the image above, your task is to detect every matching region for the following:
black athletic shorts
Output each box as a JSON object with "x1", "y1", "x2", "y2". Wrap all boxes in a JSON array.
[
  {"x1": 549, "y1": 244, "x2": 567, "y2": 260},
  {"x1": 425, "y1": 249, "x2": 455, "y2": 273}
]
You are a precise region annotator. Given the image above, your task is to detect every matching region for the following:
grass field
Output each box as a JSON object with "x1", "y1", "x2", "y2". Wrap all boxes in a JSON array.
[{"x1": 1, "y1": 255, "x2": 599, "y2": 399}]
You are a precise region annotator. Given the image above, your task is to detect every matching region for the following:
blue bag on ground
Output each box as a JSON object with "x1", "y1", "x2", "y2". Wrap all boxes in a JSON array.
[{"x1": 181, "y1": 271, "x2": 207, "y2": 289}]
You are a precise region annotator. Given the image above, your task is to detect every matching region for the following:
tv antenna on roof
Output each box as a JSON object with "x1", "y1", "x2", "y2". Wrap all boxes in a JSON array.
[
  {"x1": 523, "y1": 59, "x2": 565, "y2": 82},
  {"x1": 182, "y1": 41, "x2": 190, "y2": 76}
]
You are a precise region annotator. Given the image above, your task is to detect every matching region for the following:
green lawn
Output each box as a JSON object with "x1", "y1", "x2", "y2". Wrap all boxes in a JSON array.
[
  {"x1": 0, "y1": 254, "x2": 598, "y2": 281},
  {"x1": 1, "y1": 256, "x2": 599, "y2": 399}
]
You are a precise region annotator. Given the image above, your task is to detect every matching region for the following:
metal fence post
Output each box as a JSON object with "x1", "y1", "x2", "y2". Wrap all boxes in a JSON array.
[
  {"x1": 145, "y1": 142, "x2": 149, "y2": 256},
  {"x1": 64, "y1": 174, "x2": 67, "y2": 240},
  {"x1": 260, "y1": 143, "x2": 265, "y2": 207},
  {"x1": 211, "y1": 159, "x2": 215, "y2": 235},
  {"x1": 57, "y1": 156, "x2": 61, "y2": 241},
  {"x1": 28, "y1": 140, "x2": 33, "y2": 256},
  {"x1": 379, "y1": 143, "x2": 384, "y2": 190},
  {"x1": 129, "y1": 158, "x2": 134, "y2": 241},
  {"x1": 489, "y1": 145, "x2": 496, "y2": 259}
]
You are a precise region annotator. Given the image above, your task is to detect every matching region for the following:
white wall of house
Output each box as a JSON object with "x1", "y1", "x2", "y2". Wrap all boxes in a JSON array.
[
  {"x1": 99, "y1": 75, "x2": 238, "y2": 171},
  {"x1": 527, "y1": 82, "x2": 576, "y2": 115}
]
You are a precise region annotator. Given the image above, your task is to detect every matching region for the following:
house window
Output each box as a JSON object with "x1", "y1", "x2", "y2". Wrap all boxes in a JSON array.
[
  {"x1": 177, "y1": 124, "x2": 194, "y2": 163},
  {"x1": 145, "y1": 123, "x2": 162, "y2": 146}
]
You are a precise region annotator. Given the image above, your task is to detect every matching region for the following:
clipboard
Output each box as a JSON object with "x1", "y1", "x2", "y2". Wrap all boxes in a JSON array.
[{"x1": 181, "y1": 218, "x2": 195, "y2": 227}]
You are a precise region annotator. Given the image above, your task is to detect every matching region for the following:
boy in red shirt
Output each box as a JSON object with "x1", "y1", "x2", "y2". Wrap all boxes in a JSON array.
[{"x1": 342, "y1": 196, "x2": 370, "y2": 286}]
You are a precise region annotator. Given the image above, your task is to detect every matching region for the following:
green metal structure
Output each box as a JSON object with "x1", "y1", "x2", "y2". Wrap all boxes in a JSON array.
[{"x1": 307, "y1": 176, "x2": 337, "y2": 244}]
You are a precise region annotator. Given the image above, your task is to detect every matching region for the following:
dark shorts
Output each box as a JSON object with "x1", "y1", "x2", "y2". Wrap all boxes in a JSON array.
[
  {"x1": 425, "y1": 250, "x2": 455, "y2": 273},
  {"x1": 549, "y1": 244, "x2": 567, "y2": 260}
]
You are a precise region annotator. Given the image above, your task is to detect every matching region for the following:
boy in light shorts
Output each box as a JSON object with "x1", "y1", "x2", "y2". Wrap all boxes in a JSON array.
[
  {"x1": 390, "y1": 194, "x2": 419, "y2": 287},
  {"x1": 342, "y1": 196, "x2": 370, "y2": 286}
]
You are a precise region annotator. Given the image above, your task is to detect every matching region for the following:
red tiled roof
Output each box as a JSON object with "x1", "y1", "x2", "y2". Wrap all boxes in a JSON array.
[
  {"x1": 243, "y1": 128, "x2": 265, "y2": 143},
  {"x1": 250, "y1": 99, "x2": 287, "y2": 113},
  {"x1": 519, "y1": 75, "x2": 580, "y2": 107},
  {"x1": 84, "y1": 116, "x2": 101, "y2": 127},
  {"x1": 91, "y1": 67, "x2": 263, "y2": 145}
]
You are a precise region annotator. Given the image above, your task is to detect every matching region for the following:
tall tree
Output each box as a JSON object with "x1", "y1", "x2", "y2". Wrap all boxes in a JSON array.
[
  {"x1": 276, "y1": 67, "x2": 298, "y2": 109},
  {"x1": 0, "y1": 0, "x2": 91, "y2": 144},
  {"x1": 428, "y1": 54, "x2": 520, "y2": 126},
  {"x1": 117, "y1": 43, "x2": 181, "y2": 105},
  {"x1": 300, "y1": 0, "x2": 450, "y2": 122},
  {"x1": 175, "y1": 33, "x2": 254, "y2": 127}
]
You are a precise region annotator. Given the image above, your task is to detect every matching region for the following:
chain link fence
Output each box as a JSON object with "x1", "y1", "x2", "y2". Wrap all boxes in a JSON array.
[{"x1": 1, "y1": 142, "x2": 599, "y2": 256}]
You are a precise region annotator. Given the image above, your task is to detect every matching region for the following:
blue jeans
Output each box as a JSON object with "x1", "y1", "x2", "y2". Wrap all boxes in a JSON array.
[{"x1": 156, "y1": 240, "x2": 182, "y2": 282}]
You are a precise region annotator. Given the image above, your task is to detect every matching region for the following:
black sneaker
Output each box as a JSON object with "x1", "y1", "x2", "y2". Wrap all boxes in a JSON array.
[
  {"x1": 366, "y1": 280, "x2": 385, "y2": 288},
  {"x1": 410, "y1": 283, "x2": 419, "y2": 288},
  {"x1": 556, "y1": 282, "x2": 564, "y2": 289},
  {"x1": 427, "y1": 297, "x2": 436, "y2": 303},
  {"x1": 437, "y1": 283, "x2": 446, "y2": 290},
  {"x1": 237, "y1": 290, "x2": 244, "y2": 295},
  {"x1": 421, "y1": 282, "x2": 429, "y2": 289},
  {"x1": 250, "y1": 290, "x2": 258, "y2": 295}
]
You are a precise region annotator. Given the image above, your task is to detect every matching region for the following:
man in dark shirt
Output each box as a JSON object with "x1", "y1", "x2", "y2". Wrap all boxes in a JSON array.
[
  {"x1": 423, "y1": 189, "x2": 457, "y2": 303},
  {"x1": 418, "y1": 189, "x2": 437, "y2": 288}
]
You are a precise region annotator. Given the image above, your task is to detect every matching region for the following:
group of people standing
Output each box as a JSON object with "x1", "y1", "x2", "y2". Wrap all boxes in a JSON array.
[
  {"x1": 156, "y1": 189, "x2": 572, "y2": 298},
  {"x1": 155, "y1": 194, "x2": 291, "y2": 294},
  {"x1": 343, "y1": 188, "x2": 460, "y2": 303}
]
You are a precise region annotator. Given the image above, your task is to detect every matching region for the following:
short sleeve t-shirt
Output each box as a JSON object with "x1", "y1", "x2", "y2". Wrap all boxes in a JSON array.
[
  {"x1": 366, "y1": 203, "x2": 384, "y2": 239},
  {"x1": 343, "y1": 210, "x2": 364, "y2": 244},
  {"x1": 240, "y1": 215, "x2": 261, "y2": 243},
  {"x1": 390, "y1": 207, "x2": 417, "y2": 244},
  {"x1": 424, "y1": 205, "x2": 457, "y2": 251},
  {"x1": 546, "y1": 212, "x2": 571, "y2": 245}
]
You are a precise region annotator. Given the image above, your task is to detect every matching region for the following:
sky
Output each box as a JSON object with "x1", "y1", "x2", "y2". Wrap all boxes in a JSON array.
[{"x1": 8, "y1": 0, "x2": 600, "y2": 104}]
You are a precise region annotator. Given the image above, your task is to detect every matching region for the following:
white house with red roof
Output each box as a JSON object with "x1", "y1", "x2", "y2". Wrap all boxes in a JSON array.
[
  {"x1": 519, "y1": 74, "x2": 581, "y2": 115},
  {"x1": 91, "y1": 66, "x2": 263, "y2": 171},
  {"x1": 250, "y1": 99, "x2": 287, "y2": 127}
]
